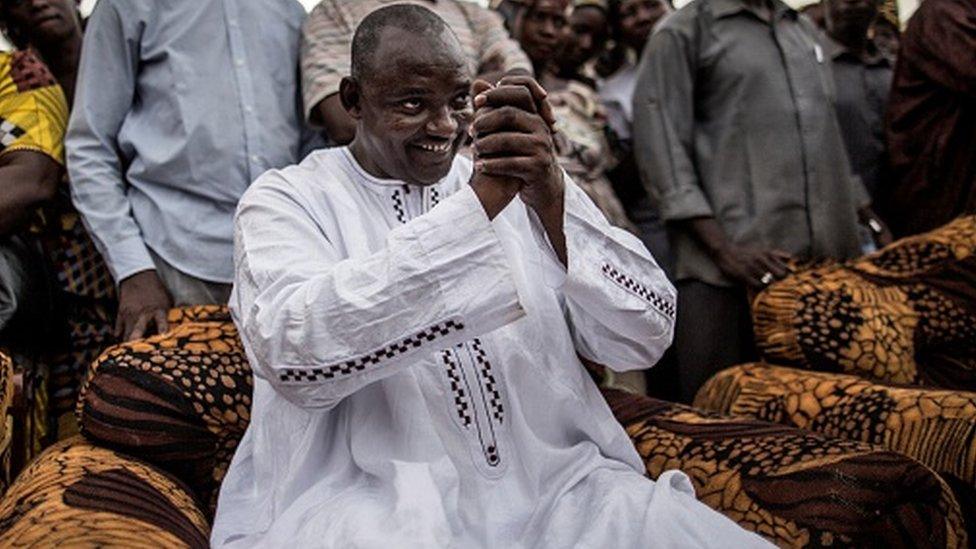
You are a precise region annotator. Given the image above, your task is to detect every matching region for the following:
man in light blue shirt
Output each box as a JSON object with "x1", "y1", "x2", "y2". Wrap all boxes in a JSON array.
[{"x1": 66, "y1": 0, "x2": 314, "y2": 341}]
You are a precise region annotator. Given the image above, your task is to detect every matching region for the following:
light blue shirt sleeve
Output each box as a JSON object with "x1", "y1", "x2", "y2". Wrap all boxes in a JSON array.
[{"x1": 66, "y1": 0, "x2": 154, "y2": 283}]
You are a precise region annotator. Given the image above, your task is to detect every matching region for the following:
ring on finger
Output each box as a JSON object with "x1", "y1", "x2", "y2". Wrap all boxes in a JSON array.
[{"x1": 760, "y1": 272, "x2": 775, "y2": 286}]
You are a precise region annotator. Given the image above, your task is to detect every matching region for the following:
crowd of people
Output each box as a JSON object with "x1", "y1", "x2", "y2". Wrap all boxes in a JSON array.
[
  {"x1": 0, "y1": 0, "x2": 973, "y2": 540},
  {"x1": 0, "y1": 0, "x2": 973, "y2": 416}
]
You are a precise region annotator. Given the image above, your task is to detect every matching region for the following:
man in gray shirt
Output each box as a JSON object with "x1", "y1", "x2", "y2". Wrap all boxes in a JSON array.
[
  {"x1": 632, "y1": 0, "x2": 888, "y2": 402},
  {"x1": 67, "y1": 0, "x2": 314, "y2": 341},
  {"x1": 824, "y1": 0, "x2": 893, "y2": 203}
]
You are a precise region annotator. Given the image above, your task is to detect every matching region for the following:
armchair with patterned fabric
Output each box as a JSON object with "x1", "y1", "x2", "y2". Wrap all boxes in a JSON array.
[
  {"x1": 693, "y1": 216, "x2": 976, "y2": 540},
  {"x1": 0, "y1": 306, "x2": 968, "y2": 547}
]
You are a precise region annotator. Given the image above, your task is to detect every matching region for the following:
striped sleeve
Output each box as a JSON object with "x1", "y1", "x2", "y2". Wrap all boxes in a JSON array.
[{"x1": 300, "y1": 0, "x2": 355, "y2": 123}]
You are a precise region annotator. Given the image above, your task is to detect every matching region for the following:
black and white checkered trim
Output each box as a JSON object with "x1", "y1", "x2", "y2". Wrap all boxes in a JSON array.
[
  {"x1": 278, "y1": 319, "x2": 464, "y2": 383},
  {"x1": 391, "y1": 188, "x2": 407, "y2": 224},
  {"x1": 601, "y1": 263, "x2": 676, "y2": 320},
  {"x1": 442, "y1": 350, "x2": 473, "y2": 427},
  {"x1": 471, "y1": 338, "x2": 504, "y2": 423},
  {"x1": 0, "y1": 118, "x2": 26, "y2": 149}
]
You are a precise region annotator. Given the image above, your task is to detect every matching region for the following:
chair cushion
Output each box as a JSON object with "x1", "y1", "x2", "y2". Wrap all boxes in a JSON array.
[
  {"x1": 76, "y1": 305, "x2": 251, "y2": 512},
  {"x1": 0, "y1": 437, "x2": 208, "y2": 548},
  {"x1": 604, "y1": 389, "x2": 968, "y2": 547},
  {"x1": 0, "y1": 352, "x2": 12, "y2": 494},
  {"x1": 695, "y1": 362, "x2": 976, "y2": 537},
  {"x1": 752, "y1": 215, "x2": 976, "y2": 390}
]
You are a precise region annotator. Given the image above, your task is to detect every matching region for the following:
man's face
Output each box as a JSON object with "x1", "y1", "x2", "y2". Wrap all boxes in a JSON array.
[
  {"x1": 346, "y1": 27, "x2": 473, "y2": 186},
  {"x1": 519, "y1": 0, "x2": 570, "y2": 68},
  {"x1": 564, "y1": 6, "x2": 609, "y2": 67},
  {"x1": 2, "y1": 0, "x2": 78, "y2": 46},
  {"x1": 618, "y1": 0, "x2": 669, "y2": 52},
  {"x1": 825, "y1": 0, "x2": 878, "y2": 32}
]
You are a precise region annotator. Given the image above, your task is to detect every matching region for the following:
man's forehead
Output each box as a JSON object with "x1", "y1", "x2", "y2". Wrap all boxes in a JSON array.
[
  {"x1": 373, "y1": 26, "x2": 469, "y2": 70},
  {"x1": 366, "y1": 27, "x2": 472, "y2": 88}
]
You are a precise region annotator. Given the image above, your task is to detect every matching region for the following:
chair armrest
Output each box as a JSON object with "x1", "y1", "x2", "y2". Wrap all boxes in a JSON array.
[
  {"x1": 604, "y1": 388, "x2": 968, "y2": 547},
  {"x1": 0, "y1": 437, "x2": 209, "y2": 547}
]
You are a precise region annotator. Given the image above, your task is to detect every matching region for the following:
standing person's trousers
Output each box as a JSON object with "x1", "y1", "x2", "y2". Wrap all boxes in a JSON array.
[{"x1": 672, "y1": 280, "x2": 757, "y2": 403}]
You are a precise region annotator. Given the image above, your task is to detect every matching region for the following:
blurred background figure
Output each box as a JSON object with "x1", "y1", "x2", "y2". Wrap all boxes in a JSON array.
[
  {"x1": 556, "y1": 0, "x2": 609, "y2": 87},
  {"x1": 0, "y1": 0, "x2": 118, "y2": 435},
  {"x1": 823, "y1": 0, "x2": 893, "y2": 206},
  {"x1": 598, "y1": 0, "x2": 675, "y2": 278},
  {"x1": 799, "y1": 1, "x2": 825, "y2": 27},
  {"x1": 598, "y1": 0, "x2": 671, "y2": 147},
  {"x1": 0, "y1": 0, "x2": 82, "y2": 102},
  {"x1": 882, "y1": 0, "x2": 975, "y2": 238},
  {"x1": 870, "y1": 15, "x2": 899, "y2": 63},
  {"x1": 633, "y1": 0, "x2": 888, "y2": 403},
  {"x1": 67, "y1": 0, "x2": 313, "y2": 347}
]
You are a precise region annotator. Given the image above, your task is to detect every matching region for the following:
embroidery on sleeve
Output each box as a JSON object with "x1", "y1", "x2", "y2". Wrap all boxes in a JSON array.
[
  {"x1": 601, "y1": 263, "x2": 676, "y2": 320},
  {"x1": 279, "y1": 319, "x2": 465, "y2": 383}
]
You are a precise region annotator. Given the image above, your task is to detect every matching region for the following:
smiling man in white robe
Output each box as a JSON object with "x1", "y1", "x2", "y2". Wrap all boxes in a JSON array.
[{"x1": 211, "y1": 4, "x2": 770, "y2": 548}]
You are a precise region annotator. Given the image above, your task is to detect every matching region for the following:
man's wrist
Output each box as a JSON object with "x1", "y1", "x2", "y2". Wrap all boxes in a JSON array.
[{"x1": 471, "y1": 176, "x2": 519, "y2": 220}]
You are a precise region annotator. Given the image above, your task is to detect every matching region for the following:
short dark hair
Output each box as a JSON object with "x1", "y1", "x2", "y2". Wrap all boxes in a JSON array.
[{"x1": 351, "y1": 4, "x2": 453, "y2": 82}]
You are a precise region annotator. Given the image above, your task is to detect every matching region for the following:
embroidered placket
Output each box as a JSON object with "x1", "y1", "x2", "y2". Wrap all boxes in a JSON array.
[
  {"x1": 391, "y1": 184, "x2": 441, "y2": 224},
  {"x1": 442, "y1": 340, "x2": 504, "y2": 469}
]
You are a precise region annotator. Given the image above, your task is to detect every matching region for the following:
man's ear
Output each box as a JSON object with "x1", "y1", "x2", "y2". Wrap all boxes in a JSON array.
[{"x1": 339, "y1": 77, "x2": 363, "y2": 119}]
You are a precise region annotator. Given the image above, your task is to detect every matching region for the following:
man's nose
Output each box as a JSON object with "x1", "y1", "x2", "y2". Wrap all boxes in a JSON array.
[
  {"x1": 579, "y1": 34, "x2": 593, "y2": 51},
  {"x1": 637, "y1": 4, "x2": 656, "y2": 22},
  {"x1": 426, "y1": 105, "x2": 458, "y2": 138},
  {"x1": 540, "y1": 19, "x2": 558, "y2": 38}
]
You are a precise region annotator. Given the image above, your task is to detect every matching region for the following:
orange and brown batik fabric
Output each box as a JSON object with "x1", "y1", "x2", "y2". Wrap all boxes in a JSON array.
[
  {"x1": 604, "y1": 389, "x2": 968, "y2": 548},
  {"x1": 76, "y1": 305, "x2": 250, "y2": 513},
  {"x1": 0, "y1": 437, "x2": 208, "y2": 548},
  {"x1": 0, "y1": 353, "x2": 13, "y2": 494},
  {"x1": 695, "y1": 362, "x2": 976, "y2": 533},
  {"x1": 752, "y1": 216, "x2": 976, "y2": 390}
]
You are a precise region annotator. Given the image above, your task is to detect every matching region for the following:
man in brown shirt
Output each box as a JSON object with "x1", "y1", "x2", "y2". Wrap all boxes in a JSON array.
[{"x1": 882, "y1": 0, "x2": 976, "y2": 237}]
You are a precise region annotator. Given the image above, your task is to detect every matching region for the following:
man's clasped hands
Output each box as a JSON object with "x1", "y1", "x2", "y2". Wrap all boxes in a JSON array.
[{"x1": 469, "y1": 76, "x2": 568, "y2": 265}]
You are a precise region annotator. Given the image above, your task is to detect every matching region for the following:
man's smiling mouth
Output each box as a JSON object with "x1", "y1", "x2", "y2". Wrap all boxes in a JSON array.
[{"x1": 416, "y1": 142, "x2": 452, "y2": 153}]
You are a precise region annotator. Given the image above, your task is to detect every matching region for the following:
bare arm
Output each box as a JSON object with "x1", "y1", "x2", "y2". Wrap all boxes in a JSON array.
[{"x1": 0, "y1": 151, "x2": 61, "y2": 235}]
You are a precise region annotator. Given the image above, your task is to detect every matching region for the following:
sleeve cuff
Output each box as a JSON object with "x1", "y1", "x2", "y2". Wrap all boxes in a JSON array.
[
  {"x1": 407, "y1": 184, "x2": 526, "y2": 333},
  {"x1": 106, "y1": 235, "x2": 156, "y2": 285}
]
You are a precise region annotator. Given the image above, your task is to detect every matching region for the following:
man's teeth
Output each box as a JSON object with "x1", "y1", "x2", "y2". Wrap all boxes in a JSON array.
[{"x1": 418, "y1": 143, "x2": 450, "y2": 152}]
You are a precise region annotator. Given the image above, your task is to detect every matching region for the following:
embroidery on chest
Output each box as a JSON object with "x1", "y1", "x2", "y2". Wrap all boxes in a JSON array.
[
  {"x1": 440, "y1": 339, "x2": 506, "y2": 470},
  {"x1": 391, "y1": 188, "x2": 408, "y2": 224},
  {"x1": 390, "y1": 184, "x2": 441, "y2": 224}
]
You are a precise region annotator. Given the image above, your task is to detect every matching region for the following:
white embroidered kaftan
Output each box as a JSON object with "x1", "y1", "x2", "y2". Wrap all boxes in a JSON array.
[{"x1": 211, "y1": 147, "x2": 771, "y2": 548}]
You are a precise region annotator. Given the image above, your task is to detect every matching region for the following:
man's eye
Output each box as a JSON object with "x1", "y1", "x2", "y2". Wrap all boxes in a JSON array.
[
  {"x1": 400, "y1": 99, "x2": 422, "y2": 111},
  {"x1": 452, "y1": 94, "x2": 471, "y2": 109}
]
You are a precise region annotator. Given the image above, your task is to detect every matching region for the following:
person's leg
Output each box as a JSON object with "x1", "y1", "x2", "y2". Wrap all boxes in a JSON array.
[
  {"x1": 148, "y1": 250, "x2": 233, "y2": 307},
  {"x1": 673, "y1": 280, "x2": 756, "y2": 403}
]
